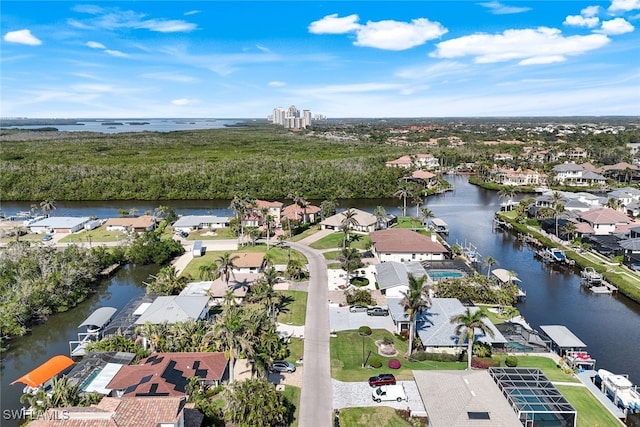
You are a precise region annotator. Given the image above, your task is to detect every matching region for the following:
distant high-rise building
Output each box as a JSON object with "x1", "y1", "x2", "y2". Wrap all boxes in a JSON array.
[{"x1": 270, "y1": 104, "x2": 321, "y2": 129}]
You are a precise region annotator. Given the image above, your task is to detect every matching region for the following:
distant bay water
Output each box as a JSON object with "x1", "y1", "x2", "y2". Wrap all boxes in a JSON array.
[{"x1": 1, "y1": 118, "x2": 251, "y2": 133}]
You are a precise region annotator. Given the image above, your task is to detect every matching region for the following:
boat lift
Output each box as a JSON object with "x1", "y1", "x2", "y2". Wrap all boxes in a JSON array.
[{"x1": 69, "y1": 307, "x2": 117, "y2": 357}]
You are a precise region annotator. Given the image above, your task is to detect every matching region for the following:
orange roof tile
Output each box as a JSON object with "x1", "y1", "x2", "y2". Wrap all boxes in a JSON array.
[{"x1": 11, "y1": 355, "x2": 74, "y2": 388}]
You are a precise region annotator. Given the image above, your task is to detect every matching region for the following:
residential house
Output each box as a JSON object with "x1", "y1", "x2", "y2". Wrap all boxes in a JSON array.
[
  {"x1": 172, "y1": 215, "x2": 231, "y2": 233},
  {"x1": 134, "y1": 296, "x2": 210, "y2": 325},
  {"x1": 108, "y1": 353, "x2": 228, "y2": 397},
  {"x1": 552, "y1": 163, "x2": 606, "y2": 187},
  {"x1": 493, "y1": 153, "x2": 514, "y2": 162},
  {"x1": 104, "y1": 215, "x2": 156, "y2": 233},
  {"x1": 320, "y1": 208, "x2": 378, "y2": 233},
  {"x1": 181, "y1": 275, "x2": 260, "y2": 306},
  {"x1": 375, "y1": 261, "x2": 429, "y2": 298},
  {"x1": 489, "y1": 167, "x2": 546, "y2": 187},
  {"x1": 232, "y1": 252, "x2": 265, "y2": 274},
  {"x1": 415, "y1": 298, "x2": 507, "y2": 354},
  {"x1": 619, "y1": 238, "x2": 640, "y2": 263},
  {"x1": 28, "y1": 216, "x2": 91, "y2": 234},
  {"x1": 401, "y1": 170, "x2": 437, "y2": 188},
  {"x1": 577, "y1": 207, "x2": 635, "y2": 235},
  {"x1": 600, "y1": 162, "x2": 638, "y2": 183},
  {"x1": 370, "y1": 228, "x2": 449, "y2": 263},
  {"x1": 282, "y1": 203, "x2": 321, "y2": 224},
  {"x1": 567, "y1": 147, "x2": 588, "y2": 160},
  {"x1": 385, "y1": 154, "x2": 439, "y2": 169},
  {"x1": 29, "y1": 396, "x2": 202, "y2": 427},
  {"x1": 255, "y1": 199, "x2": 284, "y2": 225}
]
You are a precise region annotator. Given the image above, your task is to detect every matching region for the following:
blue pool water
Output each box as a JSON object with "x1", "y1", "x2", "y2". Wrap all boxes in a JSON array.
[{"x1": 428, "y1": 270, "x2": 465, "y2": 279}]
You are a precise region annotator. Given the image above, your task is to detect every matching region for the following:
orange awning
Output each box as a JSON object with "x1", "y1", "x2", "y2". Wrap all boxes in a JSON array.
[{"x1": 11, "y1": 355, "x2": 74, "y2": 388}]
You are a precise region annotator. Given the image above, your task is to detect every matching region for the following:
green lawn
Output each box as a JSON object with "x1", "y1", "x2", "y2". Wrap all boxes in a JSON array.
[
  {"x1": 309, "y1": 232, "x2": 371, "y2": 250},
  {"x1": 556, "y1": 385, "x2": 623, "y2": 427},
  {"x1": 277, "y1": 291, "x2": 307, "y2": 326},
  {"x1": 331, "y1": 330, "x2": 465, "y2": 381},
  {"x1": 59, "y1": 226, "x2": 127, "y2": 243},
  {"x1": 322, "y1": 250, "x2": 341, "y2": 261},
  {"x1": 337, "y1": 407, "x2": 412, "y2": 427},
  {"x1": 281, "y1": 385, "x2": 301, "y2": 427},
  {"x1": 396, "y1": 216, "x2": 424, "y2": 229},
  {"x1": 290, "y1": 225, "x2": 321, "y2": 242},
  {"x1": 492, "y1": 354, "x2": 579, "y2": 383},
  {"x1": 185, "y1": 227, "x2": 237, "y2": 240},
  {"x1": 286, "y1": 338, "x2": 304, "y2": 364}
]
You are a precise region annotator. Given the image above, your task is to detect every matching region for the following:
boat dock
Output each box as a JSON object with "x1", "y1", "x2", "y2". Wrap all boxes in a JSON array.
[
  {"x1": 576, "y1": 370, "x2": 626, "y2": 420},
  {"x1": 582, "y1": 280, "x2": 618, "y2": 294},
  {"x1": 69, "y1": 307, "x2": 117, "y2": 357}
]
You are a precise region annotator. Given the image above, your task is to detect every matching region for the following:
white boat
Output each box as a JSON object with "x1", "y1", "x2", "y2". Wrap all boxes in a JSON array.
[
  {"x1": 598, "y1": 369, "x2": 640, "y2": 413},
  {"x1": 581, "y1": 267, "x2": 603, "y2": 284}
]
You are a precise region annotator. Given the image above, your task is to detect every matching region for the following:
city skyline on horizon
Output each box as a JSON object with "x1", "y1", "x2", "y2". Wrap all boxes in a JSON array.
[{"x1": 2, "y1": 1, "x2": 639, "y2": 119}]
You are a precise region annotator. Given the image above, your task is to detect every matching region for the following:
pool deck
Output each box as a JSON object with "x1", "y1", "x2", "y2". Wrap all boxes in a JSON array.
[{"x1": 576, "y1": 370, "x2": 626, "y2": 420}]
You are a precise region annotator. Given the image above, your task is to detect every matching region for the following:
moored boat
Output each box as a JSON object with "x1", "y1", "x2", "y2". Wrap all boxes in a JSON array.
[
  {"x1": 598, "y1": 369, "x2": 640, "y2": 413},
  {"x1": 581, "y1": 267, "x2": 603, "y2": 284}
]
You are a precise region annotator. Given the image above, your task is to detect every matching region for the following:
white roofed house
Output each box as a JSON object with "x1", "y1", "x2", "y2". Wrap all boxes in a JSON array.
[
  {"x1": 133, "y1": 296, "x2": 210, "y2": 325},
  {"x1": 320, "y1": 208, "x2": 378, "y2": 233},
  {"x1": 172, "y1": 215, "x2": 231, "y2": 233},
  {"x1": 28, "y1": 216, "x2": 91, "y2": 234},
  {"x1": 370, "y1": 228, "x2": 449, "y2": 263}
]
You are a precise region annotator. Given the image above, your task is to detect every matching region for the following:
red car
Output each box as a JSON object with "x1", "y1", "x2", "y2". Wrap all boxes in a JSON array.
[{"x1": 368, "y1": 373, "x2": 396, "y2": 387}]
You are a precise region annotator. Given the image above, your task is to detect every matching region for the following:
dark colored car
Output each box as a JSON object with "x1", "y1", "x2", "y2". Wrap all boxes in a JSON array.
[
  {"x1": 270, "y1": 360, "x2": 296, "y2": 373},
  {"x1": 349, "y1": 305, "x2": 369, "y2": 313},
  {"x1": 367, "y1": 307, "x2": 389, "y2": 316},
  {"x1": 368, "y1": 373, "x2": 396, "y2": 387}
]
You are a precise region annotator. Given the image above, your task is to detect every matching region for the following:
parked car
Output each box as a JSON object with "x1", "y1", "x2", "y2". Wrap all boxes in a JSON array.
[
  {"x1": 270, "y1": 360, "x2": 296, "y2": 373},
  {"x1": 42, "y1": 234, "x2": 53, "y2": 241},
  {"x1": 367, "y1": 307, "x2": 389, "y2": 316},
  {"x1": 371, "y1": 384, "x2": 407, "y2": 402},
  {"x1": 349, "y1": 305, "x2": 369, "y2": 313},
  {"x1": 368, "y1": 373, "x2": 396, "y2": 387}
]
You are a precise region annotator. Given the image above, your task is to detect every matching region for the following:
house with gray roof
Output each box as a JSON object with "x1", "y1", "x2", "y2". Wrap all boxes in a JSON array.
[
  {"x1": 134, "y1": 296, "x2": 209, "y2": 325},
  {"x1": 172, "y1": 215, "x2": 231, "y2": 233},
  {"x1": 552, "y1": 163, "x2": 606, "y2": 187},
  {"x1": 375, "y1": 261, "x2": 429, "y2": 298},
  {"x1": 320, "y1": 208, "x2": 377, "y2": 233},
  {"x1": 28, "y1": 216, "x2": 91, "y2": 234},
  {"x1": 415, "y1": 298, "x2": 507, "y2": 354}
]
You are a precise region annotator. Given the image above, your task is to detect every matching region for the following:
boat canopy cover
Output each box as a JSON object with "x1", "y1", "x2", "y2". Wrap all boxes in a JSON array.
[
  {"x1": 78, "y1": 307, "x2": 117, "y2": 329},
  {"x1": 431, "y1": 218, "x2": 448, "y2": 227},
  {"x1": 11, "y1": 355, "x2": 74, "y2": 387},
  {"x1": 540, "y1": 325, "x2": 587, "y2": 348},
  {"x1": 609, "y1": 374, "x2": 634, "y2": 388},
  {"x1": 492, "y1": 268, "x2": 521, "y2": 283}
]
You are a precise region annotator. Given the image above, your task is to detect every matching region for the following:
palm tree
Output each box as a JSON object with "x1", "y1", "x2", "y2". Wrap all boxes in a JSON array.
[
  {"x1": 216, "y1": 252, "x2": 239, "y2": 288},
  {"x1": 373, "y1": 205, "x2": 387, "y2": 229},
  {"x1": 550, "y1": 191, "x2": 564, "y2": 237},
  {"x1": 485, "y1": 256, "x2": 498, "y2": 279},
  {"x1": 320, "y1": 199, "x2": 337, "y2": 221},
  {"x1": 199, "y1": 261, "x2": 220, "y2": 281},
  {"x1": 420, "y1": 207, "x2": 434, "y2": 228},
  {"x1": 340, "y1": 208, "x2": 360, "y2": 248},
  {"x1": 288, "y1": 191, "x2": 305, "y2": 223},
  {"x1": 338, "y1": 247, "x2": 362, "y2": 286},
  {"x1": 498, "y1": 186, "x2": 517, "y2": 210},
  {"x1": 561, "y1": 221, "x2": 577, "y2": 242},
  {"x1": 450, "y1": 308, "x2": 495, "y2": 370},
  {"x1": 400, "y1": 273, "x2": 430, "y2": 356},
  {"x1": 206, "y1": 306, "x2": 255, "y2": 383},
  {"x1": 286, "y1": 258, "x2": 305, "y2": 280},
  {"x1": 39, "y1": 199, "x2": 56, "y2": 217},
  {"x1": 230, "y1": 193, "x2": 250, "y2": 246},
  {"x1": 394, "y1": 182, "x2": 414, "y2": 217},
  {"x1": 261, "y1": 208, "x2": 275, "y2": 249},
  {"x1": 411, "y1": 192, "x2": 424, "y2": 225}
]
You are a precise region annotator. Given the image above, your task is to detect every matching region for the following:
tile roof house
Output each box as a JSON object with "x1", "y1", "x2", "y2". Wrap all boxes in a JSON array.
[
  {"x1": 107, "y1": 353, "x2": 228, "y2": 397},
  {"x1": 385, "y1": 154, "x2": 439, "y2": 169},
  {"x1": 370, "y1": 228, "x2": 449, "y2": 263},
  {"x1": 181, "y1": 274, "x2": 261, "y2": 306},
  {"x1": 320, "y1": 208, "x2": 378, "y2": 233},
  {"x1": 104, "y1": 215, "x2": 156, "y2": 233},
  {"x1": 29, "y1": 396, "x2": 203, "y2": 427},
  {"x1": 552, "y1": 163, "x2": 606, "y2": 187},
  {"x1": 578, "y1": 207, "x2": 635, "y2": 235},
  {"x1": 282, "y1": 203, "x2": 321, "y2": 224},
  {"x1": 255, "y1": 199, "x2": 284, "y2": 225},
  {"x1": 401, "y1": 170, "x2": 437, "y2": 187},
  {"x1": 232, "y1": 252, "x2": 265, "y2": 273},
  {"x1": 134, "y1": 296, "x2": 209, "y2": 325},
  {"x1": 489, "y1": 167, "x2": 546, "y2": 186}
]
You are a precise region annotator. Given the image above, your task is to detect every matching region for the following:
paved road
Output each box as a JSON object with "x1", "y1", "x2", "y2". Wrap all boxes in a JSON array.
[{"x1": 291, "y1": 241, "x2": 332, "y2": 427}]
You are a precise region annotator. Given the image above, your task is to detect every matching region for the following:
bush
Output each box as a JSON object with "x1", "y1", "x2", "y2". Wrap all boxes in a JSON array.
[
  {"x1": 358, "y1": 326, "x2": 372, "y2": 336},
  {"x1": 369, "y1": 357, "x2": 383, "y2": 369},
  {"x1": 344, "y1": 288, "x2": 373, "y2": 306},
  {"x1": 382, "y1": 336, "x2": 393, "y2": 345},
  {"x1": 505, "y1": 356, "x2": 518, "y2": 367},
  {"x1": 350, "y1": 276, "x2": 370, "y2": 287},
  {"x1": 473, "y1": 342, "x2": 492, "y2": 358},
  {"x1": 472, "y1": 357, "x2": 501, "y2": 369},
  {"x1": 410, "y1": 351, "x2": 460, "y2": 363},
  {"x1": 395, "y1": 331, "x2": 409, "y2": 341},
  {"x1": 388, "y1": 359, "x2": 401, "y2": 369}
]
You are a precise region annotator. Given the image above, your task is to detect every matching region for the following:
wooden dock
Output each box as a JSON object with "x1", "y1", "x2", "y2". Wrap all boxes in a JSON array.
[{"x1": 99, "y1": 263, "x2": 121, "y2": 277}]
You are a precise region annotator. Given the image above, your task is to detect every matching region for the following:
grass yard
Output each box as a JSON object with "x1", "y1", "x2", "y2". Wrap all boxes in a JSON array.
[
  {"x1": 337, "y1": 407, "x2": 412, "y2": 427},
  {"x1": 331, "y1": 330, "x2": 465, "y2": 381},
  {"x1": 492, "y1": 354, "x2": 579, "y2": 383},
  {"x1": 290, "y1": 225, "x2": 321, "y2": 242},
  {"x1": 59, "y1": 226, "x2": 127, "y2": 243},
  {"x1": 322, "y1": 250, "x2": 341, "y2": 261},
  {"x1": 281, "y1": 385, "x2": 302, "y2": 427},
  {"x1": 286, "y1": 338, "x2": 304, "y2": 364},
  {"x1": 310, "y1": 232, "x2": 371, "y2": 250},
  {"x1": 186, "y1": 227, "x2": 237, "y2": 240},
  {"x1": 277, "y1": 291, "x2": 307, "y2": 326},
  {"x1": 556, "y1": 385, "x2": 623, "y2": 427}
]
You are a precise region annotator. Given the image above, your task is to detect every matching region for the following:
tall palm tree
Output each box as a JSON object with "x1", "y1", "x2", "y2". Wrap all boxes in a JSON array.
[
  {"x1": 199, "y1": 261, "x2": 220, "y2": 281},
  {"x1": 450, "y1": 308, "x2": 495, "y2": 370},
  {"x1": 288, "y1": 191, "x2": 305, "y2": 223},
  {"x1": 561, "y1": 221, "x2": 577, "y2": 242},
  {"x1": 230, "y1": 193, "x2": 250, "y2": 246},
  {"x1": 400, "y1": 273, "x2": 430, "y2": 356},
  {"x1": 40, "y1": 199, "x2": 56, "y2": 217},
  {"x1": 420, "y1": 207, "x2": 434, "y2": 228},
  {"x1": 373, "y1": 205, "x2": 387, "y2": 229},
  {"x1": 216, "y1": 252, "x2": 239, "y2": 288},
  {"x1": 394, "y1": 182, "x2": 414, "y2": 217},
  {"x1": 411, "y1": 192, "x2": 424, "y2": 224},
  {"x1": 261, "y1": 207, "x2": 274, "y2": 249},
  {"x1": 550, "y1": 191, "x2": 564, "y2": 237},
  {"x1": 206, "y1": 306, "x2": 255, "y2": 383},
  {"x1": 485, "y1": 256, "x2": 498, "y2": 279},
  {"x1": 340, "y1": 208, "x2": 360, "y2": 248},
  {"x1": 338, "y1": 247, "x2": 362, "y2": 286},
  {"x1": 498, "y1": 186, "x2": 517, "y2": 210}
]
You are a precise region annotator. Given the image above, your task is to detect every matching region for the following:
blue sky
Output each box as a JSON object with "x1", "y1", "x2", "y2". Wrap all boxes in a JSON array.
[{"x1": 1, "y1": 1, "x2": 639, "y2": 118}]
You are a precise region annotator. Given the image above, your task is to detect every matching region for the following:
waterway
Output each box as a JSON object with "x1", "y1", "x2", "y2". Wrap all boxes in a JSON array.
[{"x1": 1, "y1": 175, "x2": 639, "y2": 424}]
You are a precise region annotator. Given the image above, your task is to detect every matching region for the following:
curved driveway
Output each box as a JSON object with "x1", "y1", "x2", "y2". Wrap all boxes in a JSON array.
[{"x1": 290, "y1": 241, "x2": 332, "y2": 427}]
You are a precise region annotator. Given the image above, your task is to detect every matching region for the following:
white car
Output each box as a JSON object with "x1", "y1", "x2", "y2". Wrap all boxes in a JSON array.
[{"x1": 371, "y1": 384, "x2": 407, "y2": 403}]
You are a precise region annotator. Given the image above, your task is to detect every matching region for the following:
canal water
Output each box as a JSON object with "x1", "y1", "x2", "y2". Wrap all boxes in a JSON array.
[{"x1": 1, "y1": 174, "x2": 639, "y2": 423}]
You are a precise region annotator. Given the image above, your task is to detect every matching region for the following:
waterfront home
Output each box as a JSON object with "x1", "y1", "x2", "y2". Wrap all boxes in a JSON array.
[
  {"x1": 385, "y1": 153, "x2": 440, "y2": 169},
  {"x1": 282, "y1": 203, "x2": 321, "y2": 224},
  {"x1": 255, "y1": 199, "x2": 284, "y2": 225},
  {"x1": 104, "y1": 215, "x2": 156, "y2": 233},
  {"x1": 107, "y1": 352, "x2": 228, "y2": 397},
  {"x1": 27, "y1": 216, "x2": 91, "y2": 234},
  {"x1": 29, "y1": 396, "x2": 203, "y2": 427},
  {"x1": 577, "y1": 207, "x2": 635, "y2": 235},
  {"x1": 172, "y1": 215, "x2": 231, "y2": 233},
  {"x1": 180, "y1": 274, "x2": 260, "y2": 305},
  {"x1": 374, "y1": 261, "x2": 429, "y2": 298},
  {"x1": 133, "y1": 296, "x2": 209, "y2": 325},
  {"x1": 370, "y1": 228, "x2": 449, "y2": 263},
  {"x1": 11, "y1": 355, "x2": 75, "y2": 394},
  {"x1": 66, "y1": 351, "x2": 136, "y2": 395},
  {"x1": 401, "y1": 169, "x2": 438, "y2": 188},
  {"x1": 320, "y1": 208, "x2": 377, "y2": 233},
  {"x1": 600, "y1": 162, "x2": 639, "y2": 182},
  {"x1": 488, "y1": 166, "x2": 547, "y2": 187},
  {"x1": 552, "y1": 163, "x2": 607, "y2": 187},
  {"x1": 232, "y1": 252, "x2": 265, "y2": 274}
]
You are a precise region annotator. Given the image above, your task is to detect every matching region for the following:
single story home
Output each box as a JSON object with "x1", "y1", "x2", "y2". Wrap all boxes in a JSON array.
[
  {"x1": 108, "y1": 352, "x2": 228, "y2": 397},
  {"x1": 320, "y1": 208, "x2": 378, "y2": 233},
  {"x1": 172, "y1": 215, "x2": 231, "y2": 233},
  {"x1": 180, "y1": 274, "x2": 260, "y2": 306},
  {"x1": 28, "y1": 216, "x2": 91, "y2": 234},
  {"x1": 104, "y1": 215, "x2": 156, "y2": 233},
  {"x1": 232, "y1": 252, "x2": 265, "y2": 274},
  {"x1": 134, "y1": 296, "x2": 210, "y2": 325},
  {"x1": 370, "y1": 228, "x2": 449, "y2": 263},
  {"x1": 374, "y1": 261, "x2": 429, "y2": 298}
]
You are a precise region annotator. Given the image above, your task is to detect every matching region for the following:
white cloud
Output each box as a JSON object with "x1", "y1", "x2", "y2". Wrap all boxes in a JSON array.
[
  {"x1": 268, "y1": 81, "x2": 286, "y2": 87},
  {"x1": 105, "y1": 49, "x2": 129, "y2": 57},
  {"x1": 564, "y1": 15, "x2": 600, "y2": 28},
  {"x1": 608, "y1": 0, "x2": 640, "y2": 12},
  {"x1": 478, "y1": 1, "x2": 532, "y2": 14},
  {"x1": 308, "y1": 14, "x2": 361, "y2": 34},
  {"x1": 4, "y1": 29, "x2": 42, "y2": 46},
  {"x1": 581, "y1": 5, "x2": 601, "y2": 17},
  {"x1": 184, "y1": 10, "x2": 200, "y2": 16},
  {"x1": 72, "y1": 7, "x2": 198, "y2": 33},
  {"x1": 141, "y1": 72, "x2": 196, "y2": 83},
  {"x1": 298, "y1": 82, "x2": 405, "y2": 96},
  {"x1": 431, "y1": 27, "x2": 610, "y2": 65},
  {"x1": 310, "y1": 14, "x2": 447, "y2": 50},
  {"x1": 597, "y1": 18, "x2": 635, "y2": 34},
  {"x1": 135, "y1": 19, "x2": 197, "y2": 33},
  {"x1": 171, "y1": 98, "x2": 195, "y2": 106},
  {"x1": 86, "y1": 41, "x2": 106, "y2": 49},
  {"x1": 355, "y1": 18, "x2": 448, "y2": 50},
  {"x1": 256, "y1": 44, "x2": 271, "y2": 53}
]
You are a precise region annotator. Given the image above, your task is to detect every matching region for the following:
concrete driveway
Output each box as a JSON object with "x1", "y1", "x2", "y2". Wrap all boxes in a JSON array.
[
  {"x1": 329, "y1": 304, "x2": 396, "y2": 333},
  {"x1": 332, "y1": 379, "x2": 426, "y2": 415}
]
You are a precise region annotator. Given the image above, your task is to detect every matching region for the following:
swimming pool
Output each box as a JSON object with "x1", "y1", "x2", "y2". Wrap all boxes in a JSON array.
[{"x1": 428, "y1": 270, "x2": 465, "y2": 280}]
